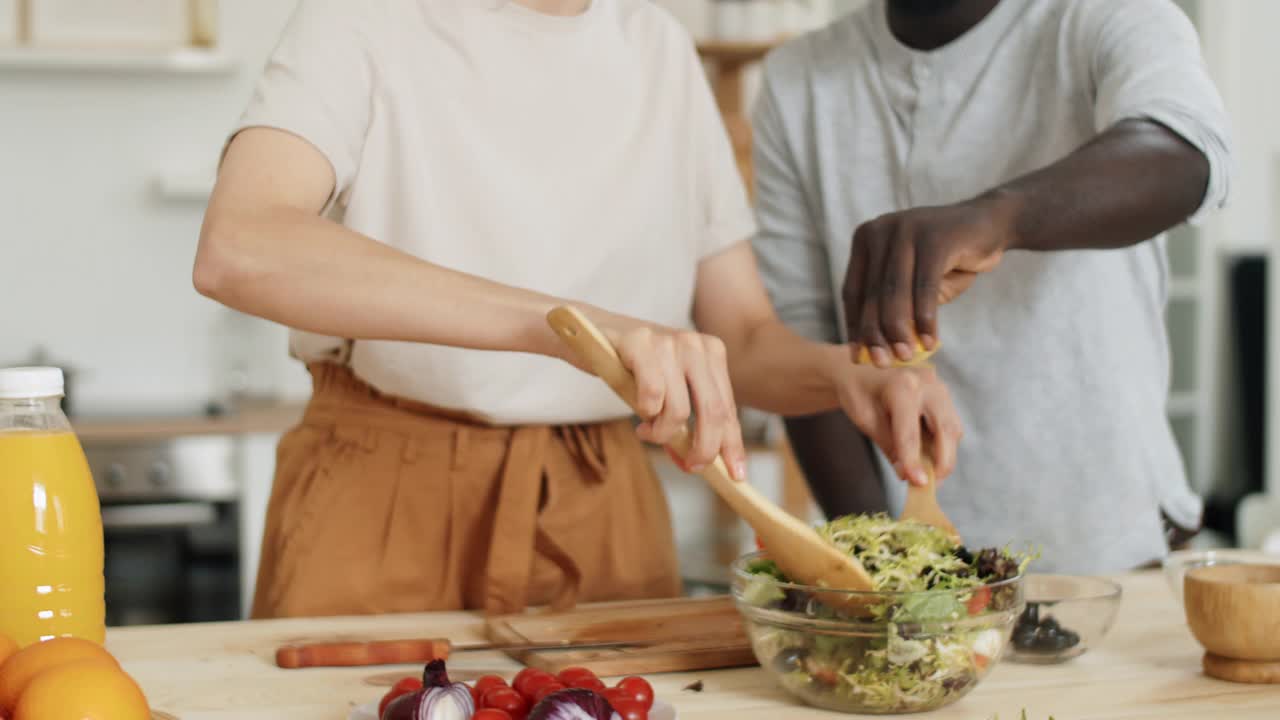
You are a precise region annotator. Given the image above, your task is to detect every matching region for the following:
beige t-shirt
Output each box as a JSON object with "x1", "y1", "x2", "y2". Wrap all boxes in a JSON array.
[{"x1": 234, "y1": 0, "x2": 755, "y2": 425}]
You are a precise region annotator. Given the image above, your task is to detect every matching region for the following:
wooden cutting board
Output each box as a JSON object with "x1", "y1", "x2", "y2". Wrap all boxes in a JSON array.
[{"x1": 484, "y1": 596, "x2": 757, "y2": 677}]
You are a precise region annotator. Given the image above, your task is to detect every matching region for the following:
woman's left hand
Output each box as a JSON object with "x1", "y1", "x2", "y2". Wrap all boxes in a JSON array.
[{"x1": 831, "y1": 363, "x2": 962, "y2": 486}]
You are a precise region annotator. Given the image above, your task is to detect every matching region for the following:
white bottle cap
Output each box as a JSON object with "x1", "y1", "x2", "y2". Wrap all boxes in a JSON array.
[{"x1": 0, "y1": 367, "x2": 65, "y2": 399}]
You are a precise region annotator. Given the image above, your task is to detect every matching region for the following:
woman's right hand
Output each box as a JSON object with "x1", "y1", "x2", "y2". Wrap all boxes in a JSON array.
[{"x1": 606, "y1": 325, "x2": 748, "y2": 482}]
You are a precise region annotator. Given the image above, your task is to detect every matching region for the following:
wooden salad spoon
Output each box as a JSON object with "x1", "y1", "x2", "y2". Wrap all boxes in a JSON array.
[{"x1": 546, "y1": 306, "x2": 876, "y2": 599}]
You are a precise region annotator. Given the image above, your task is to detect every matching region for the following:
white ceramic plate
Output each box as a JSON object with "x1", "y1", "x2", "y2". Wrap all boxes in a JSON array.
[{"x1": 350, "y1": 699, "x2": 677, "y2": 720}]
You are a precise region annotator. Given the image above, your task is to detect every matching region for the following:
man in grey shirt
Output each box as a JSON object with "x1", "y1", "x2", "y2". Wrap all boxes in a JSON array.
[{"x1": 751, "y1": 0, "x2": 1231, "y2": 572}]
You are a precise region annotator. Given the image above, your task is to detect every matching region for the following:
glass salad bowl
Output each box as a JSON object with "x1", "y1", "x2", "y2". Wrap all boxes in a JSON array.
[
  {"x1": 1006, "y1": 574, "x2": 1121, "y2": 664},
  {"x1": 731, "y1": 552, "x2": 1025, "y2": 715}
]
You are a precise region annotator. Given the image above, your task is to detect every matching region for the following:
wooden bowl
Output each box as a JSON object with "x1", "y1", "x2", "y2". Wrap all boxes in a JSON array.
[{"x1": 1185, "y1": 564, "x2": 1280, "y2": 662}]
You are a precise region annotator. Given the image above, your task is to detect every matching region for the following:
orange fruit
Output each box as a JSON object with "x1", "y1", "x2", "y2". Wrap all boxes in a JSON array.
[
  {"x1": 0, "y1": 637, "x2": 117, "y2": 712},
  {"x1": 14, "y1": 658, "x2": 149, "y2": 720},
  {"x1": 0, "y1": 635, "x2": 16, "y2": 667}
]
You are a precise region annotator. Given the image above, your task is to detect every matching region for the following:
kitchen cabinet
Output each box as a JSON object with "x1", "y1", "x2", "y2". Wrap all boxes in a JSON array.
[{"x1": 26, "y1": 0, "x2": 190, "y2": 49}]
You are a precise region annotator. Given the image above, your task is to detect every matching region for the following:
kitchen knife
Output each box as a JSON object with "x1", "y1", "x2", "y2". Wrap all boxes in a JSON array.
[{"x1": 275, "y1": 638, "x2": 641, "y2": 669}]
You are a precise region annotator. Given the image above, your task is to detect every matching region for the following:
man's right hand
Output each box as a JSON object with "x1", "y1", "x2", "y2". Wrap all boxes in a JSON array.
[{"x1": 842, "y1": 196, "x2": 1015, "y2": 367}]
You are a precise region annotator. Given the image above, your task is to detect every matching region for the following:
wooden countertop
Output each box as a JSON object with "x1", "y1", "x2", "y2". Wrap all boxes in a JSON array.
[
  {"x1": 106, "y1": 572, "x2": 1280, "y2": 719},
  {"x1": 72, "y1": 403, "x2": 305, "y2": 443}
]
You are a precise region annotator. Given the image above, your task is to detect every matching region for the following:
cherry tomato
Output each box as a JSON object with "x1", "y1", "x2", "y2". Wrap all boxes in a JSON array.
[
  {"x1": 473, "y1": 710, "x2": 514, "y2": 720},
  {"x1": 602, "y1": 687, "x2": 633, "y2": 708},
  {"x1": 513, "y1": 668, "x2": 554, "y2": 697},
  {"x1": 469, "y1": 684, "x2": 484, "y2": 707},
  {"x1": 611, "y1": 698, "x2": 649, "y2": 720},
  {"x1": 483, "y1": 687, "x2": 529, "y2": 719},
  {"x1": 967, "y1": 586, "x2": 992, "y2": 615},
  {"x1": 532, "y1": 682, "x2": 568, "y2": 703},
  {"x1": 475, "y1": 675, "x2": 508, "y2": 695},
  {"x1": 378, "y1": 677, "x2": 422, "y2": 718},
  {"x1": 615, "y1": 676, "x2": 655, "y2": 710},
  {"x1": 520, "y1": 674, "x2": 562, "y2": 703},
  {"x1": 566, "y1": 676, "x2": 606, "y2": 692},
  {"x1": 556, "y1": 666, "x2": 598, "y2": 686}
]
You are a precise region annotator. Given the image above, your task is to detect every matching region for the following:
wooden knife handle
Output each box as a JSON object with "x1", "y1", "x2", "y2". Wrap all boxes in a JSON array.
[{"x1": 275, "y1": 638, "x2": 453, "y2": 669}]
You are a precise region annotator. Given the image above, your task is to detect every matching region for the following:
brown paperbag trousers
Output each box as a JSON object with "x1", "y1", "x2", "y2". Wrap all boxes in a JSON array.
[{"x1": 251, "y1": 363, "x2": 682, "y2": 618}]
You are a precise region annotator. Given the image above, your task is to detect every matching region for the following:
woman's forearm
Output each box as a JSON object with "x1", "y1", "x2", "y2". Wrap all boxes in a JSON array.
[
  {"x1": 195, "y1": 206, "x2": 594, "y2": 361},
  {"x1": 725, "y1": 321, "x2": 849, "y2": 416}
]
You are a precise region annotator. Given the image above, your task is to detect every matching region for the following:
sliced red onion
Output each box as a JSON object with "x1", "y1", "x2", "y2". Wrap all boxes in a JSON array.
[{"x1": 527, "y1": 688, "x2": 622, "y2": 720}]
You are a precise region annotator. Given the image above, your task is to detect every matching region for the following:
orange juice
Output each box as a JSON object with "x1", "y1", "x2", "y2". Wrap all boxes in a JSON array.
[{"x1": 0, "y1": 368, "x2": 105, "y2": 648}]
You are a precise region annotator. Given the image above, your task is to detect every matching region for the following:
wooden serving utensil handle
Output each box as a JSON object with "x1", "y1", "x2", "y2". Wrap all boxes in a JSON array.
[
  {"x1": 546, "y1": 307, "x2": 733, "y2": 476},
  {"x1": 900, "y1": 430, "x2": 961, "y2": 540},
  {"x1": 547, "y1": 308, "x2": 834, "y2": 537},
  {"x1": 547, "y1": 306, "x2": 878, "y2": 595},
  {"x1": 275, "y1": 638, "x2": 453, "y2": 669}
]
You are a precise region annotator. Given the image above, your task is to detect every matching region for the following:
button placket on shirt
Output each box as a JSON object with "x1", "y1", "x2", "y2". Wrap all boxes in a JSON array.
[{"x1": 906, "y1": 58, "x2": 936, "y2": 207}]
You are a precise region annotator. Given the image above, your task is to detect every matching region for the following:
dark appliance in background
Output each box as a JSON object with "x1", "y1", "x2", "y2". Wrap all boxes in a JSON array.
[
  {"x1": 83, "y1": 436, "x2": 242, "y2": 626},
  {"x1": 1203, "y1": 255, "x2": 1267, "y2": 542}
]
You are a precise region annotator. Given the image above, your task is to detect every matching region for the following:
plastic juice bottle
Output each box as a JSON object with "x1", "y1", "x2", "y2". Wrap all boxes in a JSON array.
[{"x1": 0, "y1": 367, "x2": 105, "y2": 647}]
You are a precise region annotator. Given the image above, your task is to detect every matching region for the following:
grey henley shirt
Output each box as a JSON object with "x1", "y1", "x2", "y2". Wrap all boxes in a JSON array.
[{"x1": 751, "y1": 0, "x2": 1232, "y2": 572}]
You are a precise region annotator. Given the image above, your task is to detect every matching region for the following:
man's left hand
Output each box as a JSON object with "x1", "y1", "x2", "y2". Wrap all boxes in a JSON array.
[{"x1": 842, "y1": 195, "x2": 1016, "y2": 366}]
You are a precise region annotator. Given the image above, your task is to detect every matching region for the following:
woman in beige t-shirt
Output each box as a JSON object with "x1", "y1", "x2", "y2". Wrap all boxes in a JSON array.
[{"x1": 195, "y1": 0, "x2": 961, "y2": 618}]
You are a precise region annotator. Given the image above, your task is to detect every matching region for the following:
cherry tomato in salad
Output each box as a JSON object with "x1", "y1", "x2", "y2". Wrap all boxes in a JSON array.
[
  {"x1": 473, "y1": 710, "x2": 514, "y2": 720},
  {"x1": 615, "y1": 676, "x2": 655, "y2": 710},
  {"x1": 556, "y1": 667, "x2": 598, "y2": 686},
  {"x1": 483, "y1": 687, "x2": 529, "y2": 719},
  {"x1": 532, "y1": 682, "x2": 568, "y2": 703},
  {"x1": 513, "y1": 668, "x2": 554, "y2": 697},
  {"x1": 378, "y1": 677, "x2": 422, "y2": 718},
  {"x1": 611, "y1": 698, "x2": 649, "y2": 720},
  {"x1": 967, "y1": 586, "x2": 992, "y2": 615},
  {"x1": 474, "y1": 675, "x2": 508, "y2": 695}
]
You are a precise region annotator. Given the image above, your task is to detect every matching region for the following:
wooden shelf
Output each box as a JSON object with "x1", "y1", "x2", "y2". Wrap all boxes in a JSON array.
[
  {"x1": 696, "y1": 38, "x2": 787, "y2": 200},
  {"x1": 696, "y1": 38, "x2": 785, "y2": 65},
  {"x1": 0, "y1": 47, "x2": 235, "y2": 73}
]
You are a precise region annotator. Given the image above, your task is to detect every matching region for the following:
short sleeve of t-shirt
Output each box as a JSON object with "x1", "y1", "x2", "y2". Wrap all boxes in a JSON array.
[
  {"x1": 231, "y1": 0, "x2": 376, "y2": 203},
  {"x1": 685, "y1": 42, "x2": 758, "y2": 260},
  {"x1": 1075, "y1": 0, "x2": 1232, "y2": 224}
]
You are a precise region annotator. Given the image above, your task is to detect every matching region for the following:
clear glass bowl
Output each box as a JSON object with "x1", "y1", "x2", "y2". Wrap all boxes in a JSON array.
[
  {"x1": 731, "y1": 552, "x2": 1025, "y2": 715},
  {"x1": 1006, "y1": 574, "x2": 1121, "y2": 664},
  {"x1": 1162, "y1": 549, "x2": 1280, "y2": 606}
]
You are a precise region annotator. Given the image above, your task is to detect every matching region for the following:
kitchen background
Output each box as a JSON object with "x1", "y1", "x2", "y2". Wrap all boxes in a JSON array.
[{"x1": 2, "y1": 0, "x2": 1279, "y2": 625}]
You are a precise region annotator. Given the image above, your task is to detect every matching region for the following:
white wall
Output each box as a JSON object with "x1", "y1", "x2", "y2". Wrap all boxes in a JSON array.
[
  {"x1": 1197, "y1": 2, "x2": 1279, "y2": 253},
  {"x1": 0, "y1": 1, "x2": 305, "y2": 415}
]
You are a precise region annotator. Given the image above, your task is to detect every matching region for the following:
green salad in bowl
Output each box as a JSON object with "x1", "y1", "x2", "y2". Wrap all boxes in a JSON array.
[{"x1": 733, "y1": 514, "x2": 1031, "y2": 715}]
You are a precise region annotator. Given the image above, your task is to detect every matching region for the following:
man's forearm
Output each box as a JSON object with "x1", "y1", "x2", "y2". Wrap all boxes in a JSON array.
[{"x1": 985, "y1": 119, "x2": 1210, "y2": 253}]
